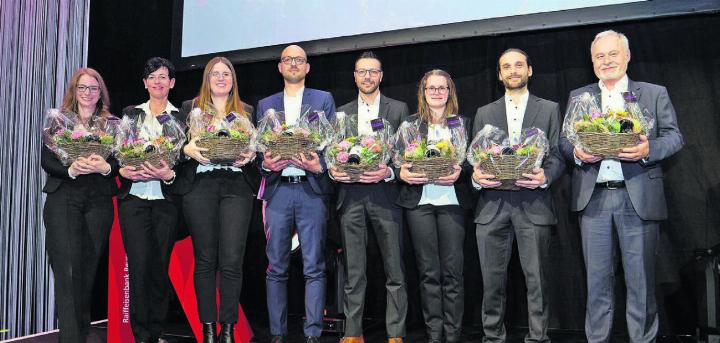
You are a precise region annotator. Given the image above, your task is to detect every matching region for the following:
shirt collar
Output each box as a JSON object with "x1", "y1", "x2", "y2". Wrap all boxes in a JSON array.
[
  {"x1": 504, "y1": 90, "x2": 529, "y2": 107},
  {"x1": 284, "y1": 86, "x2": 305, "y2": 98},
  {"x1": 598, "y1": 74, "x2": 629, "y2": 93},
  {"x1": 358, "y1": 92, "x2": 381, "y2": 107},
  {"x1": 135, "y1": 100, "x2": 178, "y2": 115}
]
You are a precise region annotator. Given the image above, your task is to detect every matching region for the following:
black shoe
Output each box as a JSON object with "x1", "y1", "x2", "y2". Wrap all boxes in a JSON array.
[
  {"x1": 219, "y1": 323, "x2": 235, "y2": 343},
  {"x1": 305, "y1": 336, "x2": 320, "y2": 343},
  {"x1": 270, "y1": 335, "x2": 286, "y2": 343},
  {"x1": 202, "y1": 322, "x2": 217, "y2": 343}
]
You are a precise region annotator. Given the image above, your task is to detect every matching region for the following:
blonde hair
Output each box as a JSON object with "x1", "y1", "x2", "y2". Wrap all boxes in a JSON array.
[
  {"x1": 61, "y1": 68, "x2": 111, "y2": 117},
  {"x1": 416, "y1": 69, "x2": 459, "y2": 123},
  {"x1": 193, "y1": 57, "x2": 248, "y2": 117}
]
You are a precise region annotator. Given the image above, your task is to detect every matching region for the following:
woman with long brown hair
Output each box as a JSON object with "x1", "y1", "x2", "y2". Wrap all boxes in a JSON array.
[
  {"x1": 41, "y1": 67, "x2": 117, "y2": 342},
  {"x1": 175, "y1": 56, "x2": 257, "y2": 343},
  {"x1": 396, "y1": 69, "x2": 473, "y2": 343}
]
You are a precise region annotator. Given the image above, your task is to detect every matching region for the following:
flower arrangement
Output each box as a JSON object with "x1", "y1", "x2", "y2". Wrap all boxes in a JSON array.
[
  {"x1": 256, "y1": 108, "x2": 333, "y2": 160},
  {"x1": 117, "y1": 136, "x2": 174, "y2": 159},
  {"x1": 471, "y1": 142, "x2": 539, "y2": 162},
  {"x1": 42, "y1": 109, "x2": 119, "y2": 166},
  {"x1": 563, "y1": 92, "x2": 654, "y2": 158},
  {"x1": 114, "y1": 115, "x2": 185, "y2": 168},
  {"x1": 188, "y1": 108, "x2": 258, "y2": 164},
  {"x1": 402, "y1": 138, "x2": 455, "y2": 161}
]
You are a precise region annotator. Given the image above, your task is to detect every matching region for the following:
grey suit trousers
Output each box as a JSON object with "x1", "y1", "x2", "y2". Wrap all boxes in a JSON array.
[
  {"x1": 340, "y1": 195, "x2": 407, "y2": 337},
  {"x1": 476, "y1": 200, "x2": 551, "y2": 343},
  {"x1": 581, "y1": 187, "x2": 658, "y2": 343}
]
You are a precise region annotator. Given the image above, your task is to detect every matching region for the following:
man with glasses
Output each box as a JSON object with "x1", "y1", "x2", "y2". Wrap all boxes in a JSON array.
[
  {"x1": 560, "y1": 30, "x2": 683, "y2": 343},
  {"x1": 331, "y1": 51, "x2": 409, "y2": 343},
  {"x1": 255, "y1": 44, "x2": 336, "y2": 343},
  {"x1": 471, "y1": 48, "x2": 564, "y2": 343}
]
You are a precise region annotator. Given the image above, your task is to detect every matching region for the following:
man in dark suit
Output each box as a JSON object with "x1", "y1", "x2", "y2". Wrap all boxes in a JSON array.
[
  {"x1": 560, "y1": 30, "x2": 683, "y2": 343},
  {"x1": 254, "y1": 44, "x2": 336, "y2": 343},
  {"x1": 472, "y1": 48, "x2": 564, "y2": 343},
  {"x1": 331, "y1": 51, "x2": 409, "y2": 343}
]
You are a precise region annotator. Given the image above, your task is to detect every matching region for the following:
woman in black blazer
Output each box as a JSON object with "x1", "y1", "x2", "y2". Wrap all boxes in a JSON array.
[
  {"x1": 175, "y1": 56, "x2": 257, "y2": 343},
  {"x1": 396, "y1": 69, "x2": 473, "y2": 343},
  {"x1": 42, "y1": 68, "x2": 118, "y2": 343},
  {"x1": 116, "y1": 57, "x2": 184, "y2": 343}
]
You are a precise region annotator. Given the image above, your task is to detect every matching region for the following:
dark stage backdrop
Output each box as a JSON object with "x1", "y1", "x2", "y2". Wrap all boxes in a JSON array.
[{"x1": 88, "y1": 1, "x2": 720, "y2": 337}]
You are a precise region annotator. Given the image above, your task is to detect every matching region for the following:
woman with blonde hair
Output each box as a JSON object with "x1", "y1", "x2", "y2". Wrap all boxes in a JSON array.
[
  {"x1": 176, "y1": 56, "x2": 257, "y2": 343},
  {"x1": 42, "y1": 67, "x2": 117, "y2": 342},
  {"x1": 396, "y1": 70, "x2": 473, "y2": 343}
]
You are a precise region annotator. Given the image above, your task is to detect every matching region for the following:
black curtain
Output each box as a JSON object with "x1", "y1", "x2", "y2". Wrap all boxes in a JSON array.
[{"x1": 89, "y1": 1, "x2": 720, "y2": 336}]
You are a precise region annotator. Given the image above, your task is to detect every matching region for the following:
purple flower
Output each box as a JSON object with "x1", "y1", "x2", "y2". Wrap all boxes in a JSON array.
[
  {"x1": 590, "y1": 111, "x2": 603, "y2": 119},
  {"x1": 336, "y1": 151, "x2": 349, "y2": 163},
  {"x1": 407, "y1": 143, "x2": 417, "y2": 152}
]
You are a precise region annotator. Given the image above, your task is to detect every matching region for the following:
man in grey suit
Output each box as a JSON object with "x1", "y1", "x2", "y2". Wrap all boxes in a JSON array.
[
  {"x1": 560, "y1": 30, "x2": 683, "y2": 343},
  {"x1": 331, "y1": 51, "x2": 409, "y2": 343},
  {"x1": 472, "y1": 48, "x2": 564, "y2": 343}
]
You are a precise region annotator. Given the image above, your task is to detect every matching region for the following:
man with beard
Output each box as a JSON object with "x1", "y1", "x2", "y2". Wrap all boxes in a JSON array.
[
  {"x1": 255, "y1": 44, "x2": 336, "y2": 343},
  {"x1": 471, "y1": 48, "x2": 564, "y2": 343},
  {"x1": 560, "y1": 30, "x2": 683, "y2": 343},
  {"x1": 331, "y1": 51, "x2": 409, "y2": 343}
]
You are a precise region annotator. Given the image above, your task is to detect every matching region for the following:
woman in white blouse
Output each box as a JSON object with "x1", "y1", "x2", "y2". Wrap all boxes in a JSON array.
[
  {"x1": 117, "y1": 57, "x2": 184, "y2": 343},
  {"x1": 176, "y1": 56, "x2": 257, "y2": 343},
  {"x1": 396, "y1": 69, "x2": 473, "y2": 343}
]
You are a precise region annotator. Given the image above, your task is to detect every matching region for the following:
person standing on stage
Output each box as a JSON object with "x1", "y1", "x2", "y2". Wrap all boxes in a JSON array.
[
  {"x1": 471, "y1": 48, "x2": 564, "y2": 343},
  {"x1": 42, "y1": 67, "x2": 117, "y2": 343},
  {"x1": 397, "y1": 69, "x2": 473, "y2": 343},
  {"x1": 560, "y1": 30, "x2": 683, "y2": 342},
  {"x1": 177, "y1": 56, "x2": 258, "y2": 343},
  {"x1": 255, "y1": 44, "x2": 336, "y2": 343},
  {"x1": 117, "y1": 57, "x2": 184, "y2": 343},
  {"x1": 331, "y1": 51, "x2": 409, "y2": 343}
]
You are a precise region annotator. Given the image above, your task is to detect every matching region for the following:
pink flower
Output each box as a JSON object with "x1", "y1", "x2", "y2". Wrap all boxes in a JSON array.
[
  {"x1": 55, "y1": 128, "x2": 64, "y2": 135},
  {"x1": 361, "y1": 136, "x2": 375, "y2": 147},
  {"x1": 71, "y1": 130, "x2": 88, "y2": 139},
  {"x1": 336, "y1": 151, "x2": 349, "y2": 163},
  {"x1": 207, "y1": 125, "x2": 216, "y2": 132},
  {"x1": 294, "y1": 128, "x2": 309, "y2": 136},
  {"x1": 338, "y1": 141, "x2": 352, "y2": 151},
  {"x1": 407, "y1": 143, "x2": 417, "y2": 152},
  {"x1": 272, "y1": 126, "x2": 283, "y2": 133},
  {"x1": 370, "y1": 144, "x2": 382, "y2": 153},
  {"x1": 591, "y1": 111, "x2": 603, "y2": 119}
]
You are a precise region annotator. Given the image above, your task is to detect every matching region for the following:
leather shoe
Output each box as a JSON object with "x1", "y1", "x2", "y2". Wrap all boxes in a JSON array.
[
  {"x1": 270, "y1": 335, "x2": 286, "y2": 343},
  {"x1": 202, "y1": 322, "x2": 217, "y2": 343},
  {"x1": 305, "y1": 336, "x2": 320, "y2": 343},
  {"x1": 219, "y1": 323, "x2": 235, "y2": 343}
]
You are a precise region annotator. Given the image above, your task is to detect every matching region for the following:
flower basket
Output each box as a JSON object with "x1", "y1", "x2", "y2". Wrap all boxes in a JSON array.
[
  {"x1": 42, "y1": 109, "x2": 119, "y2": 166},
  {"x1": 257, "y1": 107, "x2": 332, "y2": 160},
  {"x1": 327, "y1": 113, "x2": 392, "y2": 182},
  {"x1": 187, "y1": 108, "x2": 257, "y2": 164}
]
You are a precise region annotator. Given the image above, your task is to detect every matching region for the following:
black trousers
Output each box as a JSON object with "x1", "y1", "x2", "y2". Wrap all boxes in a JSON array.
[
  {"x1": 118, "y1": 194, "x2": 178, "y2": 341},
  {"x1": 43, "y1": 184, "x2": 113, "y2": 343},
  {"x1": 183, "y1": 170, "x2": 254, "y2": 323},
  {"x1": 406, "y1": 204, "x2": 466, "y2": 343},
  {"x1": 339, "y1": 190, "x2": 407, "y2": 337}
]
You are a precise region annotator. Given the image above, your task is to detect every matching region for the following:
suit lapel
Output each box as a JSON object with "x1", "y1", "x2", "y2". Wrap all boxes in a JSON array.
[
  {"x1": 522, "y1": 94, "x2": 540, "y2": 129},
  {"x1": 493, "y1": 97, "x2": 509, "y2": 134},
  {"x1": 378, "y1": 95, "x2": 390, "y2": 121}
]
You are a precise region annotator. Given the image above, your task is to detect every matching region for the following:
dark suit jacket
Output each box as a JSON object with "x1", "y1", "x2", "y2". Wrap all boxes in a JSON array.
[
  {"x1": 41, "y1": 145, "x2": 119, "y2": 195},
  {"x1": 395, "y1": 114, "x2": 475, "y2": 210},
  {"x1": 116, "y1": 105, "x2": 184, "y2": 201},
  {"x1": 559, "y1": 79, "x2": 684, "y2": 220},
  {"x1": 472, "y1": 94, "x2": 564, "y2": 226},
  {"x1": 254, "y1": 88, "x2": 336, "y2": 201},
  {"x1": 172, "y1": 99, "x2": 260, "y2": 196},
  {"x1": 334, "y1": 94, "x2": 409, "y2": 210}
]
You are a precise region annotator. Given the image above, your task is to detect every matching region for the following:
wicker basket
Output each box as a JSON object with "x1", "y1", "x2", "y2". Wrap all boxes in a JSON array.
[
  {"x1": 56, "y1": 141, "x2": 113, "y2": 166},
  {"x1": 196, "y1": 137, "x2": 250, "y2": 164},
  {"x1": 265, "y1": 135, "x2": 317, "y2": 160},
  {"x1": 577, "y1": 132, "x2": 639, "y2": 158},
  {"x1": 409, "y1": 157, "x2": 455, "y2": 181},
  {"x1": 478, "y1": 153, "x2": 538, "y2": 191},
  {"x1": 118, "y1": 149, "x2": 172, "y2": 169},
  {"x1": 336, "y1": 162, "x2": 381, "y2": 182}
]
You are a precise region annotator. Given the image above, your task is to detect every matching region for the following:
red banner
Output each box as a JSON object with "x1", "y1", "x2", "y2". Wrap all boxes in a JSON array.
[{"x1": 107, "y1": 200, "x2": 254, "y2": 342}]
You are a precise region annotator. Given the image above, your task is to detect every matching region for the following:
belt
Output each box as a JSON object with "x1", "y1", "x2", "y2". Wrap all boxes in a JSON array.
[
  {"x1": 595, "y1": 180, "x2": 625, "y2": 189},
  {"x1": 280, "y1": 175, "x2": 307, "y2": 184}
]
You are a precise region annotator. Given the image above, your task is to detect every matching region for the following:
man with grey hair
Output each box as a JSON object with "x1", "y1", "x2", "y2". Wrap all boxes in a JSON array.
[{"x1": 560, "y1": 30, "x2": 683, "y2": 342}]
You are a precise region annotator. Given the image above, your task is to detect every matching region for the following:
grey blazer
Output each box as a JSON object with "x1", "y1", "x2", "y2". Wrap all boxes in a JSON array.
[
  {"x1": 334, "y1": 94, "x2": 409, "y2": 209},
  {"x1": 472, "y1": 94, "x2": 564, "y2": 226},
  {"x1": 559, "y1": 79, "x2": 684, "y2": 220}
]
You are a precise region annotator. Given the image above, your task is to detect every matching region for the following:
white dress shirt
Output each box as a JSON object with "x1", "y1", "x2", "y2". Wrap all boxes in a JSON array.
[
  {"x1": 595, "y1": 75, "x2": 629, "y2": 183},
  {"x1": 357, "y1": 93, "x2": 381, "y2": 135},
  {"x1": 282, "y1": 87, "x2": 306, "y2": 177},
  {"x1": 505, "y1": 91, "x2": 530, "y2": 144},
  {"x1": 418, "y1": 123, "x2": 459, "y2": 206},
  {"x1": 129, "y1": 101, "x2": 178, "y2": 200}
]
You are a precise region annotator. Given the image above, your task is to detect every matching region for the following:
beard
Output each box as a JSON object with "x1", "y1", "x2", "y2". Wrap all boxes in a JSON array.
[
  {"x1": 282, "y1": 69, "x2": 306, "y2": 84},
  {"x1": 359, "y1": 81, "x2": 379, "y2": 95},
  {"x1": 502, "y1": 75, "x2": 528, "y2": 90}
]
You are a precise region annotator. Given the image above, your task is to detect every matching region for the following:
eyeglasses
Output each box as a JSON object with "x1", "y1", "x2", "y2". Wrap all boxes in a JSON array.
[
  {"x1": 146, "y1": 74, "x2": 170, "y2": 82},
  {"x1": 280, "y1": 56, "x2": 307, "y2": 65},
  {"x1": 210, "y1": 71, "x2": 232, "y2": 79},
  {"x1": 77, "y1": 85, "x2": 100, "y2": 93},
  {"x1": 424, "y1": 86, "x2": 449, "y2": 94},
  {"x1": 354, "y1": 69, "x2": 382, "y2": 77}
]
